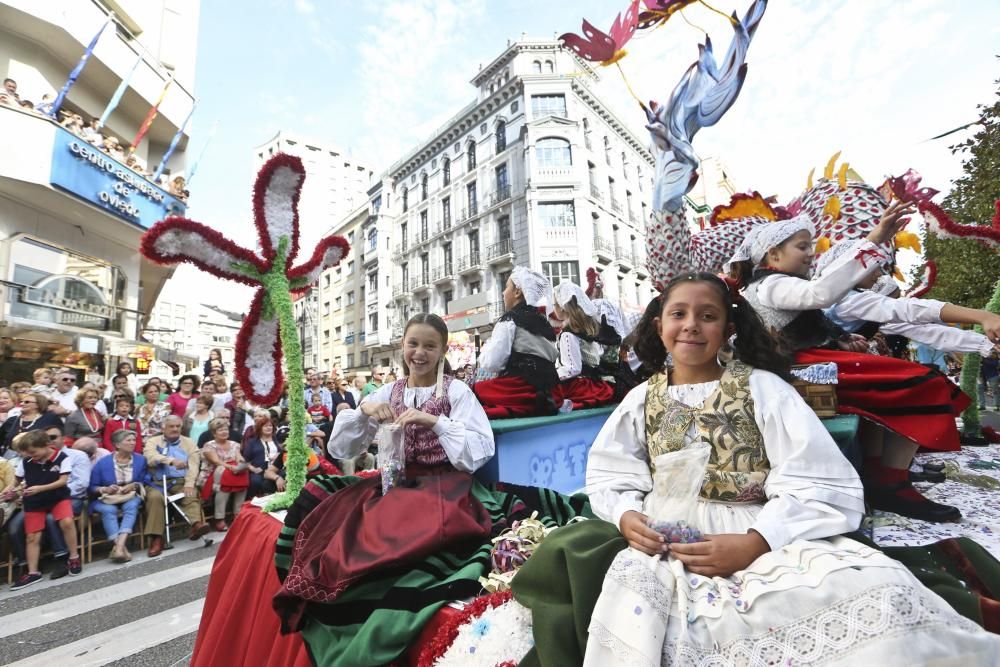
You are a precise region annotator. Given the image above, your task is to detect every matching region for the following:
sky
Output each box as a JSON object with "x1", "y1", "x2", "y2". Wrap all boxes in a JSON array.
[{"x1": 162, "y1": 0, "x2": 1000, "y2": 306}]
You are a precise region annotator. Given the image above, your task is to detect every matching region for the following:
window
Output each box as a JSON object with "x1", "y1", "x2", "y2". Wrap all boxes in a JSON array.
[
  {"x1": 604, "y1": 136, "x2": 611, "y2": 164},
  {"x1": 444, "y1": 242, "x2": 453, "y2": 271},
  {"x1": 400, "y1": 222, "x2": 408, "y2": 250},
  {"x1": 324, "y1": 301, "x2": 331, "y2": 315},
  {"x1": 347, "y1": 353, "x2": 355, "y2": 368},
  {"x1": 497, "y1": 215, "x2": 511, "y2": 241},
  {"x1": 538, "y1": 202, "x2": 576, "y2": 227},
  {"x1": 442, "y1": 197, "x2": 451, "y2": 227},
  {"x1": 369, "y1": 313, "x2": 378, "y2": 331},
  {"x1": 361, "y1": 350, "x2": 369, "y2": 366},
  {"x1": 510, "y1": 101, "x2": 519, "y2": 114},
  {"x1": 402, "y1": 187, "x2": 408, "y2": 212},
  {"x1": 420, "y1": 210, "x2": 428, "y2": 239},
  {"x1": 532, "y1": 60, "x2": 542, "y2": 74},
  {"x1": 531, "y1": 94, "x2": 566, "y2": 118},
  {"x1": 469, "y1": 280, "x2": 481, "y2": 294},
  {"x1": 367, "y1": 228, "x2": 377, "y2": 250},
  {"x1": 324, "y1": 274, "x2": 331, "y2": 288},
  {"x1": 335, "y1": 296, "x2": 342, "y2": 309},
  {"x1": 368, "y1": 273, "x2": 377, "y2": 292},
  {"x1": 421, "y1": 173, "x2": 428, "y2": 201},
  {"x1": 468, "y1": 230, "x2": 480, "y2": 255},
  {"x1": 495, "y1": 121, "x2": 507, "y2": 153},
  {"x1": 335, "y1": 326, "x2": 342, "y2": 338},
  {"x1": 421, "y1": 254, "x2": 429, "y2": 283},
  {"x1": 443, "y1": 290, "x2": 453, "y2": 309},
  {"x1": 535, "y1": 137, "x2": 572, "y2": 167},
  {"x1": 323, "y1": 329, "x2": 330, "y2": 341},
  {"x1": 347, "y1": 261, "x2": 354, "y2": 274},
  {"x1": 421, "y1": 297, "x2": 429, "y2": 312},
  {"x1": 495, "y1": 164, "x2": 509, "y2": 195},
  {"x1": 542, "y1": 261, "x2": 580, "y2": 288},
  {"x1": 442, "y1": 158, "x2": 451, "y2": 186},
  {"x1": 467, "y1": 142, "x2": 477, "y2": 170},
  {"x1": 347, "y1": 291, "x2": 355, "y2": 305},
  {"x1": 401, "y1": 262, "x2": 409, "y2": 285},
  {"x1": 348, "y1": 230, "x2": 355, "y2": 244},
  {"x1": 480, "y1": 122, "x2": 488, "y2": 136},
  {"x1": 637, "y1": 165, "x2": 644, "y2": 191},
  {"x1": 545, "y1": 60, "x2": 554, "y2": 73},
  {"x1": 467, "y1": 181, "x2": 478, "y2": 214}
]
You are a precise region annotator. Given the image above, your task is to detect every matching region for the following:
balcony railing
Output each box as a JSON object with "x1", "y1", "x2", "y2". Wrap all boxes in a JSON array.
[
  {"x1": 594, "y1": 235, "x2": 615, "y2": 262},
  {"x1": 461, "y1": 203, "x2": 479, "y2": 221},
  {"x1": 417, "y1": 229, "x2": 429, "y2": 244},
  {"x1": 537, "y1": 167, "x2": 573, "y2": 181},
  {"x1": 486, "y1": 239, "x2": 514, "y2": 261},
  {"x1": 610, "y1": 199, "x2": 623, "y2": 214},
  {"x1": 456, "y1": 252, "x2": 482, "y2": 273},
  {"x1": 392, "y1": 283, "x2": 406, "y2": 296},
  {"x1": 615, "y1": 247, "x2": 634, "y2": 265},
  {"x1": 589, "y1": 184, "x2": 603, "y2": 201},
  {"x1": 488, "y1": 185, "x2": 511, "y2": 206},
  {"x1": 438, "y1": 215, "x2": 452, "y2": 233},
  {"x1": 432, "y1": 264, "x2": 455, "y2": 282},
  {"x1": 344, "y1": 334, "x2": 355, "y2": 345}
]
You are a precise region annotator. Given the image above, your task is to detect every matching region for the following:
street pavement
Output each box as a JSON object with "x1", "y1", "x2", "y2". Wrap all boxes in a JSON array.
[{"x1": 0, "y1": 529, "x2": 228, "y2": 666}]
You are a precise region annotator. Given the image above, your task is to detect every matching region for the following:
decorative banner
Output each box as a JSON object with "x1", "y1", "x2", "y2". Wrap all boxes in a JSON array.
[
  {"x1": 130, "y1": 76, "x2": 173, "y2": 153},
  {"x1": 97, "y1": 53, "x2": 144, "y2": 128},
  {"x1": 184, "y1": 119, "x2": 218, "y2": 188},
  {"x1": 153, "y1": 101, "x2": 197, "y2": 181},
  {"x1": 49, "y1": 14, "x2": 114, "y2": 120}
]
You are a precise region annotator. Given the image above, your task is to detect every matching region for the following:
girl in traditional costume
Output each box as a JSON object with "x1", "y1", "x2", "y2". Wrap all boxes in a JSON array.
[
  {"x1": 474, "y1": 267, "x2": 560, "y2": 418},
  {"x1": 512, "y1": 272, "x2": 1000, "y2": 666},
  {"x1": 726, "y1": 203, "x2": 974, "y2": 522},
  {"x1": 551, "y1": 281, "x2": 616, "y2": 410}
]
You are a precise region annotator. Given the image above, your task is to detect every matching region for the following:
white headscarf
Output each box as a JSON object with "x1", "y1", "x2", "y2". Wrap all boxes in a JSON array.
[
  {"x1": 511, "y1": 266, "x2": 553, "y2": 308},
  {"x1": 723, "y1": 214, "x2": 814, "y2": 272},
  {"x1": 814, "y1": 239, "x2": 865, "y2": 277},
  {"x1": 553, "y1": 281, "x2": 598, "y2": 317}
]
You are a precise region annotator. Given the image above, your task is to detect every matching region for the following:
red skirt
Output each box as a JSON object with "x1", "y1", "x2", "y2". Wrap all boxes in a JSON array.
[
  {"x1": 474, "y1": 376, "x2": 558, "y2": 419},
  {"x1": 556, "y1": 377, "x2": 615, "y2": 411},
  {"x1": 796, "y1": 349, "x2": 970, "y2": 452}
]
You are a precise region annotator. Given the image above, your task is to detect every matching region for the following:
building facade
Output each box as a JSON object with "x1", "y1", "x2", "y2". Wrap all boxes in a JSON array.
[
  {"x1": 145, "y1": 300, "x2": 240, "y2": 380},
  {"x1": 0, "y1": 1, "x2": 199, "y2": 381}
]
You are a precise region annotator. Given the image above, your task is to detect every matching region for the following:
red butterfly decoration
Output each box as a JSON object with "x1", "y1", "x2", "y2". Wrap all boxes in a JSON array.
[
  {"x1": 560, "y1": 0, "x2": 640, "y2": 65},
  {"x1": 638, "y1": 0, "x2": 700, "y2": 29}
]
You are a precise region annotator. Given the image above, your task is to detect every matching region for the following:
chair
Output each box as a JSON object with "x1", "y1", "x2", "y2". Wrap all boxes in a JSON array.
[{"x1": 83, "y1": 501, "x2": 146, "y2": 563}]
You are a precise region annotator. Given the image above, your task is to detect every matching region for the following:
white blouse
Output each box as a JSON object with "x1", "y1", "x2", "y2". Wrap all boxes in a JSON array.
[
  {"x1": 881, "y1": 321, "x2": 995, "y2": 356},
  {"x1": 586, "y1": 369, "x2": 865, "y2": 551},
  {"x1": 327, "y1": 380, "x2": 495, "y2": 473},
  {"x1": 478, "y1": 320, "x2": 515, "y2": 373},
  {"x1": 833, "y1": 290, "x2": 945, "y2": 325}
]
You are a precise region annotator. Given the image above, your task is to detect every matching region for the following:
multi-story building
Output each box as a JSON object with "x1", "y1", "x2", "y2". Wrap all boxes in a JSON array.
[
  {"x1": 252, "y1": 131, "x2": 374, "y2": 245},
  {"x1": 0, "y1": 1, "x2": 199, "y2": 381},
  {"x1": 376, "y1": 40, "x2": 656, "y2": 351},
  {"x1": 293, "y1": 287, "x2": 320, "y2": 372},
  {"x1": 146, "y1": 299, "x2": 241, "y2": 379}
]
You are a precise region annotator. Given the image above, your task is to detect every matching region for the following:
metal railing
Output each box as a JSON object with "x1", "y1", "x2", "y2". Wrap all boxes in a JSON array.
[
  {"x1": 589, "y1": 184, "x2": 603, "y2": 201},
  {"x1": 456, "y1": 252, "x2": 482, "y2": 272},
  {"x1": 615, "y1": 247, "x2": 633, "y2": 264},
  {"x1": 594, "y1": 236, "x2": 614, "y2": 255},
  {"x1": 610, "y1": 199, "x2": 623, "y2": 214},
  {"x1": 487, "y1": 239, "x2": 514, "y2": 260}
]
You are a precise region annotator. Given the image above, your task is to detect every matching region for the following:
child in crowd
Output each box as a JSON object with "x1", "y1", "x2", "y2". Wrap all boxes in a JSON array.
[
  {"x1": 307, "y1": 393, "x2": 331, "y2": 428},
  {"x1": 513, "y1": 272, "x2": 1000, "y2": 665},
  {"x1": 102, "y1": 397, "x2": 143, "y2": 454},
  {"x1": 473, "y1": 267, "x2": 560, "y2": 418},
  {"x1": 551, "y1": 281, "x2": 615, "y2": 410},
  {"x1": 726, "y1": 203, "x2": 977, "y2": 522},
  {"x1": 12, "y1": 430, "x2": 82, "y2": 590},
  {"x1": 30, "y1": 368, "x2": 55, "y2": 398}
]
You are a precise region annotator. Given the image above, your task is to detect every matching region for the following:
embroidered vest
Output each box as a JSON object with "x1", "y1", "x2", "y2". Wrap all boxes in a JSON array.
[
  {"x1": 388, "y1": 377, "x2": 452, "y2": 467},
  {"x1": 644, "y1": 361, "x2": 769, "y2": 503}
]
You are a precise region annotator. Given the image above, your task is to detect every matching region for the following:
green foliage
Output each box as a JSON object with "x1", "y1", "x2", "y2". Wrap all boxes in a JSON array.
[
  {"x1": 920, "y1": 76, "x2": 1000, "y2": 307},
  {"x1": 960, "y1": 277, "x2": 1000, "y2": 432}
]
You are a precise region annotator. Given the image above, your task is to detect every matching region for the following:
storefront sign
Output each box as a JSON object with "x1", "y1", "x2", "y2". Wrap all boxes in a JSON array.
[
  {"x1": 20, "y1": 282, "x2": 116, "y2": 319},
  {"x1": 49, "y1": 127, "x2": 186, "y2": 228}
]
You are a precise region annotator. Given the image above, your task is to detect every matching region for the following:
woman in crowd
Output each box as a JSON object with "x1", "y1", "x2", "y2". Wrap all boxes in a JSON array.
[
  {"x1": 513, "y1": 272, "x2": 1000, "y2": 665},
  {"x1": 203, "y1": 348, "x2": 225, "y2": 378},
  {"x1": 243, "y1": 414, "x2": 280, "y2": 499},
  {"x1": 63, "y1": 387, "x2": 105, "y2": 441},
  {"x1": 200, "y1": 417, "x2": 247, "y2": 531},
  {"x1": 0, "y1": 393, "x2": 62, "y2": 459},
  {"x1": 727, "y1": 203, "x2": 989, "y2": 522},
  {"x1": 473, "y1": 267, "x2": 560, "y2": 418},
  {"x1": 79, "y1": 382, "x2": 109, "y2": 417},
  {"x1": 114, "y1": 362, "x2": 138, "y2": 393},
  {"x1": 137, "y1": 382, "x2": 172, "y2": 441},
  {"x1": 551, "y1": 281, "x2": 616, "y2": 410},
  {"x1": 183, "y1": 395, "x2": 215, "y2": 445},
  {"x1": 225, "y1": 383, "x2": 254, "y2": 438},
  {"x1": 102, "y1": 397, "x2": 143, "y2": 454},
  {"x1": 167, "y1": 375, "x2": 198, "y2": 417},
  {"x1": 89, "y1": 429, "x2": 148, "y2": 563},
  {"x1": 0, "y1": 388, "x2": 19, "y2": 423},
  {"x1": 329, "y1": 377, "x2": 357, "y2": 411}
]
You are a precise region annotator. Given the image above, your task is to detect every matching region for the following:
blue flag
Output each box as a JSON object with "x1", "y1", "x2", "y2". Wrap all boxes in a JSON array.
[
  {"x1": 153, "y1": 101, "x2": 197, "y2": 181},
  {"x1": 98, "y1": 53, "x2": 143, "y2": 128},
  {"x1": 49, "y1": 15, "x2": 113, "y2": 120}
]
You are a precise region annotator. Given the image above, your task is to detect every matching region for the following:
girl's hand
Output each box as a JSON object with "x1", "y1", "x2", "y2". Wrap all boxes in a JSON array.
[
  {"x1": 981, "y1": 313, "x2": 1000, "y2": 345},
  {"x1": 619, "y1": 511, "x2": 668, "y2": 556},
  {"x1": 394, "y1": 408, "x2": 438, "y2": 430},
  {"x1": 867, "y1": 200, "x2": 915, "y2": 245},
  {"x1": 23, "y1": 486, "x2": 41, "y2": 497},
  {"x1": 669, "y1": 531, "x2": 770, "y2": 578},
  {"x1": 361, "y1": 401, "x2": 395, "y2": 422},
  {"x1": 275, "y1": 477, "x2": 286, "y2": 492},
  {"x1": 837, "y1": 334, "x2": 869, "y2": 353}
]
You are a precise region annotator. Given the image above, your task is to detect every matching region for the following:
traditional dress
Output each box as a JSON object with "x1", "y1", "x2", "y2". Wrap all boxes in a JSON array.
[
  {"x1": 513, "y1": 362, "x2": 1000, "y2": 665},
  {"x1": 556, "y1": 329, "x2": 614, "y2": 410},
  {"x1": 474, "y1": 303, "x2": 560, "y2": 418}
]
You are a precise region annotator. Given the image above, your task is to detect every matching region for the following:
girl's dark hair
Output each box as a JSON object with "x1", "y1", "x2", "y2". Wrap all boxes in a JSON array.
[
  {"x1": 400, "y1": 313, "x2": 453, "y2": 377},
  {"x1": 632, "y1": 272, "x2": 792, "y2": 381},
  {"x1": 728, "y1": 259, "x2": 755, "y2": 288}
]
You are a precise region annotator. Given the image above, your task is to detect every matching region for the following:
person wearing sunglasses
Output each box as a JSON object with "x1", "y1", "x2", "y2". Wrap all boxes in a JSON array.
[
  {"x1": 0, "y1": 394, "x2": 63, "y2": 460},
  {"x1": 48, "y1": 371, "x2": 79, "y2": 417}
]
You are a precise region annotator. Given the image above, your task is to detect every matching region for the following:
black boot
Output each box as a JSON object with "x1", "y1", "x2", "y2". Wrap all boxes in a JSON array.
[
  {"x1": 868, "y1": 482, "x2": 961, "y2": 522},
  {"x1": 909, "y1": 469, "x2": 945, "y2": 484}
]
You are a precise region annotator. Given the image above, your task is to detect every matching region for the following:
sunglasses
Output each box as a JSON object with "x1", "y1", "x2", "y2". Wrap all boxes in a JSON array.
[{"x1": 60, "y1": 377, "x2": 76, "y2": 383}]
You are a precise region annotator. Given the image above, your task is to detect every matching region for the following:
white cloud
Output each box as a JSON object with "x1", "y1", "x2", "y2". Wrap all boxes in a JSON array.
[{"x1": 293, "y1": 0, "x2": 316, "y2": 15}]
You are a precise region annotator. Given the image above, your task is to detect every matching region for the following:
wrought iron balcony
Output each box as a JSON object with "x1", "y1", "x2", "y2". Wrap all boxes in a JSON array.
[
  {"x1": 589, "y1": 184, "x2": 603, "y2": 201},
  {"x1": 486, "y1": 239, "x2": 514, "y2": 262}
]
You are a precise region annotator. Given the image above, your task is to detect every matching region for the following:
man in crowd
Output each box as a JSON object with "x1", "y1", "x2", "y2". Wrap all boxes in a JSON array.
[
  {"x1": 48, "y1": 370, "x2": 78, "y2": 417},
  {"x1": 350, "y1": 376, "x2": 365, "y2": 405},
  {"x1": 3, "y1": 78, "x2": 19, "y2": 103},
  {"x1": 362, "y1": 367, "x2": 384, "y2": 398},
  {"x1": 304, "y1": 371, "x2": 332, "y2": 412},
  {"x1": 143, "y1": 415, "x2": 209, "y2": 557}
]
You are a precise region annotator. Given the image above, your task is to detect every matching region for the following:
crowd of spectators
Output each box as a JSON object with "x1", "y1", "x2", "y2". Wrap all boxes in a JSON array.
[{"x1": 1, "y1": 76, "x2": 189, "y2": 202}]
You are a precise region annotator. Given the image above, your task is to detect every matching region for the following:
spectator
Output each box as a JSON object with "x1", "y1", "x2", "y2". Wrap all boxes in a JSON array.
[
  {"x1": 168, "y1": 374, "x2": 198, "y2": 417},
  {"x1": 0, "y1": 90, "x2": 13, "y2": 107},
  {"x1": 0, "y1": 388, "x2": 18, "y2": 423},
  {"x1": 45, "y1": 425, "x2": 90, "y2": 516},
  {"x1": 10, "y1": 430, "x2": 82, "y2": 590},
  {"x1": 103, "y1": 373, "x2": 130, "y2": 405},
  {"x1": 304, "y1": 371, "x2": 332, "y2": 412},
  {"x1": 89, "y1": 429, "x2": 148, "y2": 563},
  {"x1": 30, "y1": 368, "x2": 55, "y2": 398},
  {"x1": 18, "y1": 99, "x2": 34, "y2": 112},
  {"x1": 1, "y1": 393, "x2": 62, "y2": 459},
  {"x1": 464, "y1": 364, "x2": 475, "y2": 386},
  {"x1": 243, "y1": 415, "x2": 279, "y2": 499},
  {"x1": 102, "y1": 397, "x2": 143, "y2": 454},
  {"x1": 183, "y1": 394, "x2": 215, "y2": 444},
  {"x1": 34, "y1": 94, "x2": 53, "y2": 116},
  {"x1": 349, "y1": 376, "x2": 365, "y2": 405},
  {"x1": 384, "y1": 371, "x2": 397, "y2": 384},
  {"x1": 134, "y1": 377, "x2": 167, "y2": 405},
  {"x1": 61, "y1": 112, "x2": 85, "y2": 134},
  {"x1": 102, "y1": 135, "x2": 125, "y2": 160},
  {"x1": 361, "y1": 367, "x2": 384, "y2": 398},
  {"x1": 0, "y1": 457, "x2": 15, "y2": 529},
  {"x1": 196, "y1": 409, "x2": 239, "y2": 448},
  {"x1": 143, "y1": 415, "x2": 209, "y2": 557},
  {"x1": 115, "y1": 362, "x2": 138, "y2": 392},
  {"x1": 454, "y1": 367, "x2": 466, "y2": 382},
  {"x1": 330, "y1": 377, "x2": 357, "y2": 412},
  {"x1": 200, "y1": 418, "x2": 247, "y2": 532},
  {"x1": 212, "y1": 375, "x2": 233, "y2": 411},
  {"x1": 137, "y1": 382, "x2": 171, "y2": 440},
  {"x1": 72, "y1": 436, "x2": 110, "y2": 465},
  {"x1": 170, "y1": 175, "x2": 189, "y2": 202},
  {"x1": 63, "y1": 387, "x2": 105, "y2": 440},
  {"x1": 186, "y1": 378, "x2": 218, "y2": 415},
  {"x1": 225, "y1": 383, "x2": 253, "y2": 437},
  {"x1": 48, "y1": 370, "x2": 79, "y2": 417},
  {"x1": 4, "y1": 77, "x2": 20, "y2": 102},
  {"x1": 307, "y1": 392, "x2": 331, "y2": 428},
  {"x1": 203, "y1": 348, "x2": 225, "y2": 377},
  {"x1": 981, "y1": 350, "x2": 999, "y2": 411},
  {"x1": 79, "y1": 382, "x2": 109, "y2": 417}
]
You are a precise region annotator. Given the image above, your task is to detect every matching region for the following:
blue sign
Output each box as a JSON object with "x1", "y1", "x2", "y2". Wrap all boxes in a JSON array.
[{"x1": 49, "y1": 127, "x2": 186, "y2": 228}]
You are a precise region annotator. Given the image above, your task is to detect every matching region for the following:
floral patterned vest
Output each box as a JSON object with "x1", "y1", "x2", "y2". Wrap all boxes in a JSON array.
[
  {"x1": 388, "y1": 376, "x2": 452, "y2": 467},
  {"x1": 644, "y1": 361, "x2": 769, "y2": 503}
]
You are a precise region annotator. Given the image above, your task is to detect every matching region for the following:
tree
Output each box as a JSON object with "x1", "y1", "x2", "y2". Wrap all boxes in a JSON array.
[{"x1": 920, "y1": 74, "x2": 1000, "y2": 307}]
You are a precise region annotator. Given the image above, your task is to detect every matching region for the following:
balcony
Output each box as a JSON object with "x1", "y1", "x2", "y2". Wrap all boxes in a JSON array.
[
  {"x1": 413, "y1": 273, "x2": 431, "y2": 292},
  {"x1": 363, "y1": 243, "x2": 378, "y2": 264},
  {"x1": 594, "y1": 235, "x2": 615, "y2": 263},
  {"x1": 437, "y1": 216, "x2": 452, "y2": 234},
  {"x1": 589, "y1": 184, "x2": 603, "y2": 202},
  {"x1": 432, "y1": 264, "x2": 455, "y2": 283},
  {"x1": 615, "y1": 246, "x2": 634, "y2": 269},
  {"x1": 392, "y1": 282, "x2": 408, "y2": 297},
  {"x1": 487, "y1": 185, "x2": 511, "y2": 207},
  {"x1": 456, "y1": 252, "x2": 482, "y2": 274},
  {"x1": 344, "y1": 334, "x2": 355, "y2": 345},
  {"x1": 416, "y1": 229, "x2": 429, "y2": 245},
  {"x1": 391, "y1": 244, "x2": 405, "y2": 259},
  {"x1": 536, "y1": 167, "x2": 573, "y2": 182},
  {"x1": 610, "y1": 199, "x2": 623, "y2": 215},
  {"x1": 486, "y1": 239, "x2": 514, "y2": 264}
]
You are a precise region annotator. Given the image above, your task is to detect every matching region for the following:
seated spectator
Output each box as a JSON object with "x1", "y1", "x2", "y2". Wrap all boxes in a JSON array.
[
  {"x1": 199, "y1": 418, "x2": 247, "y2": 532},
  {"x1": 0, "y1": 388, "x2": 18, "y2": 423},
  {"x1": 79, "y1": 381, "x2": 109, "y2": 417},
  {"x1": 185, "y1": 395, "x2": 216, "y2": 446},
  {"x1": 167, "y1": 374, "x2": 198, "y2": 417},
  {"x1": 48, "y1": 369, "x2": 79, "y2": 417},
  {"x1": 307, "y1": 392, "x2": 331, "y2": 428},
  {"x1": 89, "y1": 429, "x2": 148, "y2": 563},
  {"x1": 185, "y1": 378, "x2": 219, "y2": 415},
  {"x1": 102, "y1": 397, "x2": 143, "y2": 454},
  {"x1": 103, "y1": 373, "x2": 130, "y2": 404},
  {"x1": 72, "y1": 436, "x2": 110, "y2": 465},
  {"x1": 10, "y1": 430, "x2": 82, "y2": 590},
  {"x1": 30, "y1": 368, "x2": 55, "y2": 399},
  {"x1": 330, "y1": 377, "x2": 357, "y2": 411},
  {"x1": 196, "y1": 409, "x2": 241, "y2": 448},
  {"x1": 143, "y1": 415, "x2": 209, "y2": 556},
  {"x1": 1, "y1": 393, "x2": 62, "y2": 459},
  {"x1": 0, "y1": 456, "x2": 16, "y2": 529},
  {"x1": 63, "y1": 387, "x2": 105, "y2": 441},
  {"x1": 243, "y1": 415, "x2": 279, "y2": 499},
  {"x1": 136, "y1": 382, "x2": 171, "y2": 440}
]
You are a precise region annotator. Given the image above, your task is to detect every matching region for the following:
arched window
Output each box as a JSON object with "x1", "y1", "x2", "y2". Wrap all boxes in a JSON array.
[
  {"x1": 402, "y1": 188, "x2": 408, "y2": 213},
  {"x1": 421, "y1": 173, "x2": 428, "y2": 201},
  {"x1": 582, "y1": 117, "x2": 592, "y2": 148},
  {"x1": 532, "y1": 60, "x2": 542, "y2": 74},
  {"x1": 545, "y1": 60, "x2": 554, "y2": 74},
  {"x1": 467, "y1": 141, "x2": 477, "y2": 170},
  {"x1": 603, "y1": 136, "x2": 611, "y2": 165},
  {"x1": 442, "y1": 157, "x2": 451, "y2": 186},
  {"x1": 535, "y1": 137, "x2": 572, "y2": 168},
  {"x1": 495, "y1": 121, "x2": 507, "y2": 153}
]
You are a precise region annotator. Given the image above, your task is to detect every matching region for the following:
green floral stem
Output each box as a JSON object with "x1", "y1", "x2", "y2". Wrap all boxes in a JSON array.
[{"x1": 263, "y1": 239, "x2": 308, "y2": 512}]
